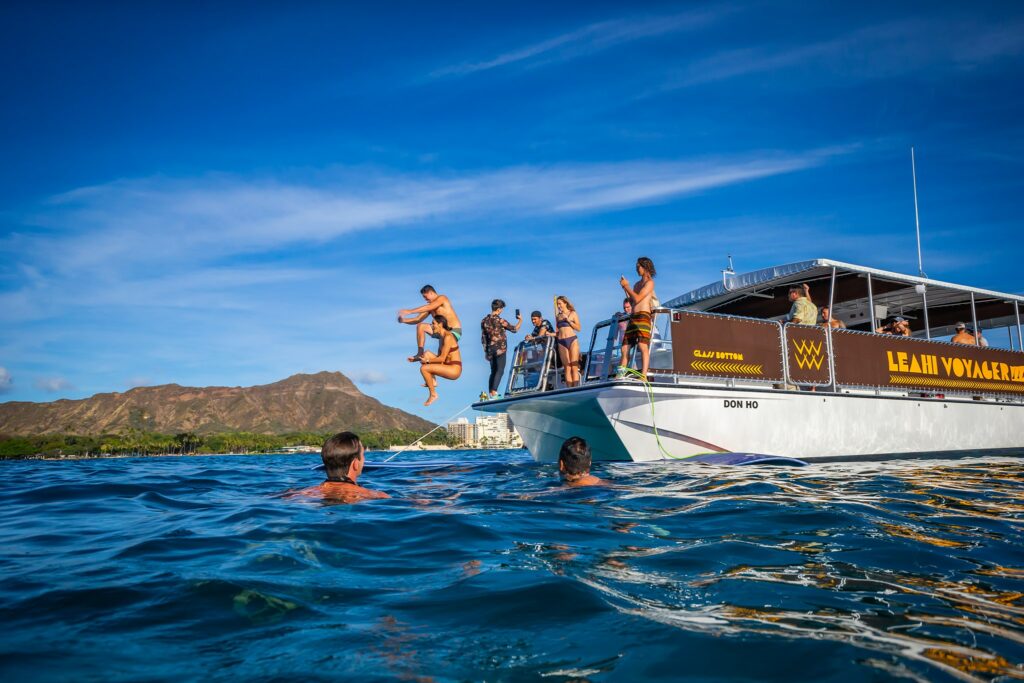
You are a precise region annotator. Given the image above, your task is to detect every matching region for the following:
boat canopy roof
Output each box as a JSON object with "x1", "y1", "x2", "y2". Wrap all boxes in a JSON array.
[{"x1": 663, "y1": 259, "x2": 1024, "y2": 334}]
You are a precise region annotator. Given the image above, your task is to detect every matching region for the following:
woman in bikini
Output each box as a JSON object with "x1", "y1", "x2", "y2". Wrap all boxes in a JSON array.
[
  {"x1": 420, "y1": 315, "x2": 462, "y2": 406},
  {"x1": 554, "y1": 295, "x2": 582, "y2": 387}
]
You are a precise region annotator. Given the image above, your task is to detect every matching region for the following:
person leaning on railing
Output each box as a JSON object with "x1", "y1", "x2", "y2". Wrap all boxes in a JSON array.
[
  {"x1": 524, "y1": 311, "x2": 553, "y2": 343},
  {"x1": 820, "y1": 306, "x2": 846, "y2": 329},
  {"x1": 951, "y1": 322, "x2": 977, "y2": 345},
  {"x1": 876, "y1": 316, "x2": 911, "y2": 336}
]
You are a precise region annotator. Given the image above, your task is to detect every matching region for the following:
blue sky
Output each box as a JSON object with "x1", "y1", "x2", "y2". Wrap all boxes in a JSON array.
[{"x1": 2, "y1": 1, "x2": 1023, "y2": 421}]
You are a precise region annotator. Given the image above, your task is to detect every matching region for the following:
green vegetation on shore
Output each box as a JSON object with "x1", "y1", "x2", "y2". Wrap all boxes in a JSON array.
[{"x1": 0, "y1": 429, "x2": 454, "y2": 459}]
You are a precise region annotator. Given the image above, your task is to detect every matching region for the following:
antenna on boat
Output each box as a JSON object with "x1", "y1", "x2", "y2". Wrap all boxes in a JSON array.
[
  {"x1": 911, "y1": 146, "x2": 926, "y2": 278},
  {"x1": 721, "y1": 254, "x2": 736, "y2": 290}
]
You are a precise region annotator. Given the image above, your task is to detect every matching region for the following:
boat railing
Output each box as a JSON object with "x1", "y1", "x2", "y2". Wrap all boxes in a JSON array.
[
  {"x1": 580, "y1": 308, "x2": 1024, "y2": 402},
  {"x1": 505, "y1": 336, "x2": 556, "y2": 395}
]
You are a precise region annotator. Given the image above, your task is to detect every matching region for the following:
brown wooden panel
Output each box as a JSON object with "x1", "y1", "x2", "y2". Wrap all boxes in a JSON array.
[
  {"x1": 832, "y1": 330, "x2": 1024, "y2": 395},
  {"x1": 785, "y1": 324, "x2": 831, "y2": 385},
  {"x1": 671, "y1": 312, "x2": 784, "y2": 381}
]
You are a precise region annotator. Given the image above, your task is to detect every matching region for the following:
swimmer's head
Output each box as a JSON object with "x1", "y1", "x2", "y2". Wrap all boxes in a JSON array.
[
  {"x1": 322, "y1": 431, "x2": 365, "y2": 482},
  {"x1": 420, "y1": 284, "x2": 437, "y2": 301},
  {"x1": 559, "y1": 436, "x2": 591, "y2": 477}
]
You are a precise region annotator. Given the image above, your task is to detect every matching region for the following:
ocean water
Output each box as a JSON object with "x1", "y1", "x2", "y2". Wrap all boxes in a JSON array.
[{"x1": 1, "y1": 451, "x2": 1022, "y2": 682}]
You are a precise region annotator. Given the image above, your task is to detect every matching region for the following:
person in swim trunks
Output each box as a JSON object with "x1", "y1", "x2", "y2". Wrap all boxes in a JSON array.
[
  {"x1": 619, "y1": 256, "x2": 657, "y2": 380},
  {"x1": 292, "y1": 432, "x2": 389, "y2": 503},
  {"x1": 419, "y1": 315, "x2": 462, "y2": 406},
  {"x1": 554, "y1": 295, "x2": 582, "y2": 387},
  {"x1": 397, "y1": 284, "x2": 463, "y2": 362}
]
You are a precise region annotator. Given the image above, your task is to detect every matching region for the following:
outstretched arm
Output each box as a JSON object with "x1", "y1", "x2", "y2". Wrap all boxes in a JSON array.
[
  {"x1": 398, "y1": 296, "x2": 444, "y2": 321},
  {"x1": 399, "y1": 310, "x2": 431, "y2": 325}
]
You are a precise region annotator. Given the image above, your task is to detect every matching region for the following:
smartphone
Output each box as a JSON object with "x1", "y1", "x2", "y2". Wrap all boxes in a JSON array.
[{"x1": 515, "y1": 308, "x2": 520, "y2": 318}]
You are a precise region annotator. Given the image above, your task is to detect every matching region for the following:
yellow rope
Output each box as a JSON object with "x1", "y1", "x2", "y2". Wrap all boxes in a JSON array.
[{"x1": 616, "y1": 367, "x2": 702, "y2": 461}]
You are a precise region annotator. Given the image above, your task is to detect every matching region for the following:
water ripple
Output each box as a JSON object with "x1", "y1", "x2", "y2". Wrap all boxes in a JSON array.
[{"x1": 0, "y1": 452, "x2": 1022, "y2": 682}]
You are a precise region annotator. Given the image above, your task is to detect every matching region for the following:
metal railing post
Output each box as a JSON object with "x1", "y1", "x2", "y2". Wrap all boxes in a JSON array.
[
  {"x1": 970, "y1": 292, "x2": 979, "y2": 344},
  {"x1": 921, "y1": 286, "x2": 931, "y2": 339},
  {"x1": 1016, "y1": 301, "x2": 1023, "y2": 352},
  {"x1": 827, "y1": 326, "x2": 837, "y2": 393},
  {"x1": 604, "y1": 317, "x2": 618, "y2": 378},
  {"x1": 779, "y1": 321, "x2": 789, "y2": 387},
  {"x1": 866, "y1": 273, "x2": 876, "y2": 331}
]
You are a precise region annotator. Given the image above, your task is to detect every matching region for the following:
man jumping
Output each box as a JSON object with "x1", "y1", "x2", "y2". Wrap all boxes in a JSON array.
[{"x1": 397, "y1": 285, "x2": 463, "y2": 362}]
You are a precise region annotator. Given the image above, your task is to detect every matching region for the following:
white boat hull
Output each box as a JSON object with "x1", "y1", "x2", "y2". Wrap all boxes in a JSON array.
[{"x1": 477, "y1": 381, "x2": 1024, "y2": 463}]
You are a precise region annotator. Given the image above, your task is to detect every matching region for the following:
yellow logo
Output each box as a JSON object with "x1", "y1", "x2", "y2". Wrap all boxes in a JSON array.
[{"x1": 792, "y1": 340, "x2": 824, "y2": 370}]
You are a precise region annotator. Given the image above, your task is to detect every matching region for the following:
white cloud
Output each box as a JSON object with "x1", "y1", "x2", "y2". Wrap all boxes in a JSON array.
[
  {"x1": 431, "y1": 8, "x2": 729, "y2": 78},
  {"x1": 13, "y1": 147, "x2": 848, "y2": 277},
  {"x1": 34, "y1": 377, "x2": 74, "y2": 393},
  {"x1": 0, "y1": 367, "x2": 11, "y2": 393},
  {"x1": 659, "y1": 18, "x2": 1024, "y2": 91},
  {"x1": 349, "y1": 370, "x2": 389, "y2": 385}
]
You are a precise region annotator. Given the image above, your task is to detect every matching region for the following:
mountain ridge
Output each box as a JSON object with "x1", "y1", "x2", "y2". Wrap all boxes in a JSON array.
[{"x1": 0, "y1": 371, "x2": 431, "y2": 436}]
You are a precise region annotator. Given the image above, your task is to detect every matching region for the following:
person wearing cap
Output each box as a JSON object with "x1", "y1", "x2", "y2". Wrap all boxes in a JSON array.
[
  {"x1": 951, "y1": 322, "x2": 977, "y2": 345},
  {"x1": 876, "y1": 316, "x2": 911, "y2": 336},
  {"x1": 967, "y1": 326, "x2": 989, "y2": 347},
  {"x1": 524, "y1": 311, "x2": 553, "y2": 342}
]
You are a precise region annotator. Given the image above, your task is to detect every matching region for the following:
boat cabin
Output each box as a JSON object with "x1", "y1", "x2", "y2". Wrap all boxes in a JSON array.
[{"x1": 506, "y1": 259, "x2": 1024, "y2": 402}]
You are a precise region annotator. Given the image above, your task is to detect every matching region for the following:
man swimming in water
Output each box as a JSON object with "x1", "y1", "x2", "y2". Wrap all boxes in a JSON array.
[
  {"x1": 294, "y1": 432, "x2": 389, "y2": 503},
  {"x1": 398, "y1": 285, "x2": 463, "y2": 362},
  {"x1": 559, "y1": 436, "x2": 605, "y2": 487}
]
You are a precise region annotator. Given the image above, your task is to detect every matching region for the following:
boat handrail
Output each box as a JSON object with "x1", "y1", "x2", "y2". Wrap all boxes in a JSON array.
[
  {"x1": 505, "y1": 335, "x2": 556, "y2": 396},
  {"x1": 577, "y1": 306, "x2": 1024, "y2": 402}
]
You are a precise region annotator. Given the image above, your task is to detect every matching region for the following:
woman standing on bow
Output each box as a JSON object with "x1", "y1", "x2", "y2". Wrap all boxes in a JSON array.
[{"x1": 554, "y1": 295, "x2": 582, "y2": 387}]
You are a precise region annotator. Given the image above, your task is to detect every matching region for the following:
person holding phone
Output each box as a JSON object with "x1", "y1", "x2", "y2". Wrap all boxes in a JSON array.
[
  {"x1": 619, "y1": 257, "x2": 657, "y2": 380},
  {"x1": 480, "y1": 299, "x2": 522, "y2": 399}
]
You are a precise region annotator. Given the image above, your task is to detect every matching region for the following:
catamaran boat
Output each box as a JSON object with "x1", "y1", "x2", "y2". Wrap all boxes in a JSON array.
[{"x1": 473, "y1": 259, "x2": 1024, "y2": 463}]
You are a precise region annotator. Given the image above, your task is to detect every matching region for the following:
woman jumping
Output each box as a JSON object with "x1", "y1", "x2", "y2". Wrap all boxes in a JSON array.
[{"x1": 419, "y1": 315, "x2": 462, "y2": 406}]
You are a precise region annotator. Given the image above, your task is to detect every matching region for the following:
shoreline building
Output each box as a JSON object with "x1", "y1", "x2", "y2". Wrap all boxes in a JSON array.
[{"x1": 447, "y1": 413, "x2": 522, "y2": 448}]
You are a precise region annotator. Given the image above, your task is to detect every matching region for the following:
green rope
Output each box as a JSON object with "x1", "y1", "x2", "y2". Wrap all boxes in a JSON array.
[{"x1": 616, "y1": 366, "x2": 709, "y2": 461}]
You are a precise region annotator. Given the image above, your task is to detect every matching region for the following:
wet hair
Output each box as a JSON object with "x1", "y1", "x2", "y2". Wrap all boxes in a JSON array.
[
  {"x1": 623, "y1": 297, "x2": 631, "y2": 306},
  {"x1": 556, "y1": 296, "x2": 576, "y2": 313},
  {"x1": 559, "y1": 436, "x2": 591, "y2": 476},
  {"x1": 322, "y1": 432, "x2": 363, "y2": 480},
  {"x1": 637, "y1": 257, "x2": 656, "y2": 278},
  {"x1": 491, "y1": 299, "x2": 506, "y2": 312},
  {"x1": 420, "y1": 285, "x2": 436, "y2": 295},
  {"x1": 433, "y1": 314, "x2": 452, "y2": 331},
  {"x1": 530, "y1": 310, "x2": 542, "y2": 319}
]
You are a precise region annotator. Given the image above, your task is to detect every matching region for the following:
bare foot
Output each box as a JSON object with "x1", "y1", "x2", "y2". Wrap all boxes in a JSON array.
[{"x1": 424, "y1": 392, "x2": 438, "y2": 406}]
